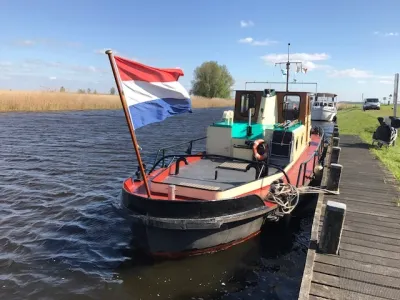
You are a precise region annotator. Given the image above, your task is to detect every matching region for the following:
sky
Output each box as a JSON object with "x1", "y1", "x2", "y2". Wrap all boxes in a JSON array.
[{"x1": 0, "y1": 0, "x2": 399, "y2": 101}]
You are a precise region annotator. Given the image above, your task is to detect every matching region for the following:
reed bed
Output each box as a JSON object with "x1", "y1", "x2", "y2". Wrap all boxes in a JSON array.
[{"x1": 0, "y1": 90, "x2": 234, "y2": 112}]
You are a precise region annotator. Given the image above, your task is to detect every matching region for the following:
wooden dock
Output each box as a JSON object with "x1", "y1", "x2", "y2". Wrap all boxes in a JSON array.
[{"x1": 298, "y1": 134, "x2": 400, "y2": 300}]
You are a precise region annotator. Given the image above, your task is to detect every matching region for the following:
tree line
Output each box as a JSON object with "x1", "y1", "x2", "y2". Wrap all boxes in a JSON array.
[
  {"x1": 59, "y1": 86, "x2": 116, "y2": 95},
  {"x1": 58, "y1": 61, "x2": 235, "y2": 99}
]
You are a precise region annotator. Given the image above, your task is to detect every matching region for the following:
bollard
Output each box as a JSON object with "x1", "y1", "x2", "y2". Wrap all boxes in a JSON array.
[
  {"x1": 333, "y1": 131, "x2": 339, "y2": 138},
  {"x1": 332, "y1": 137, "x2": 340, "y2": 147},
  {"x1": 327, "y1": 163, "x2": 343, "y2": 194},
  {"x1": 168, "y1": 185, "x2": 176, "y2": 200},
  {"x1": 330, "y1": 146, "x2": 341, "y2": 164},
  {"x1": 319, "y1": 200, "x2": 346, "y2": 255}
]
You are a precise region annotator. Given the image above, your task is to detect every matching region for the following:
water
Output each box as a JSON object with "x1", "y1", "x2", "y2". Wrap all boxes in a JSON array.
[{"x1": 0, "y1": 108, "x2": 333, "y2": 300}]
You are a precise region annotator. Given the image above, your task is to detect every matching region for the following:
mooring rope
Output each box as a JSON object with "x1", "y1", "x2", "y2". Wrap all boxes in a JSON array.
[
  {"x1": 297, "y1": 186, "x2": 335, "y2": 194},
  {"x1": 267, "y1": 182, "x2": 299, "y2": 215},
  {"x1": 267, "y1": 182, "x2": 333, "y2": 214}
]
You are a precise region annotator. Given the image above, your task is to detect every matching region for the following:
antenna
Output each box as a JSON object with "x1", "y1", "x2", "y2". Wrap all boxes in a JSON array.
[{"x1": 274, "y1": 43, "x2": 303, "y2": 92}]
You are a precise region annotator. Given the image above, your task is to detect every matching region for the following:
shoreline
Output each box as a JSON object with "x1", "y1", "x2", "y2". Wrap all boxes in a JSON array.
[{"x1": 0, "y1": 90, "x2": 234, "y2": 113}]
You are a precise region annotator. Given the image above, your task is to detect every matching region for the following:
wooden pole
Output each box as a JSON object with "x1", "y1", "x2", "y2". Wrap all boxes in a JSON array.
[
  {"x1": 319, "y1": 200, "x2": 346, "y2": 255},
  {"x1": 393, "y1": 73, "x2": 399, "y2": 117},
  {"x1": 105, "y1": 49, "x2": 152, "y2": 198}
]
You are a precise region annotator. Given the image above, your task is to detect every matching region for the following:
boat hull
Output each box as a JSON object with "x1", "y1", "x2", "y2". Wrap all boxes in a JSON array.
[
  {"x1": 119, "y1": 130, "x2": 325, "y2": 258},
  {"x1": 311, "y1": 107, "x2": 337, "y2": 122},
  {"x1": 120, "y1": 189, "x2": 277, "y2": 257},
  {"x1": 133, "y1": 215, "x2": 265, "y2": 257}
]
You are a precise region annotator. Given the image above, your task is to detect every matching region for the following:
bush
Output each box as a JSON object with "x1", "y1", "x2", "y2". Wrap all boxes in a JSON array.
[{"x1": 191, "y1": 61, "x2": 234, "y2": 99}]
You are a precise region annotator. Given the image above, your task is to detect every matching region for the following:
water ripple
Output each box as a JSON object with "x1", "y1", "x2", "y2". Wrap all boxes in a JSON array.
[{"x1": 0, "y1": 109, "x2": 332, "y2": 300}]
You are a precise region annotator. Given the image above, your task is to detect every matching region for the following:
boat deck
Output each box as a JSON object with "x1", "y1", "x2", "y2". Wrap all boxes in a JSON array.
[{"x1": 157, "y1": 157, "x2": 281, "y2": 191}]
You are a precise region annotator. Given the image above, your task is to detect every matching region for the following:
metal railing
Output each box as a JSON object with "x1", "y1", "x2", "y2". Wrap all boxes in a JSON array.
[
  {"x1": 295, "y1": 126, "x2": 325, "y2": 187},
  {"x1": 148, "y1": 126, "x2": 325, "y2": 187},
  {"x1": 151, "y1": 136, "x2": 206, "y2": 170}
]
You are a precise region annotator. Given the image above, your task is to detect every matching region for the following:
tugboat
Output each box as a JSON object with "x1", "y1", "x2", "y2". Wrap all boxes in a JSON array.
[
  {"x1": 104, "y1": 47, "x2": 324, "y2": 258},
  {"x1": 311, "y1": 93, "x2": 338, "y2": 122},
  {"x1": 121, "y1": 89, "x2": 324, "y2": 257}
]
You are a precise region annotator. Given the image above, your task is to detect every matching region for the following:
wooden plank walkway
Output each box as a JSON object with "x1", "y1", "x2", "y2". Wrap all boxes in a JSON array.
[{"x1": 299, "y1": 134, "x2": 400, "y2": 300}]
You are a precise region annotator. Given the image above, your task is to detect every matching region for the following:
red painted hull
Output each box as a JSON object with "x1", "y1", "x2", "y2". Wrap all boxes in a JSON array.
[{"x1": 120, "y1": 132, "x2": 324, "y2": 257}]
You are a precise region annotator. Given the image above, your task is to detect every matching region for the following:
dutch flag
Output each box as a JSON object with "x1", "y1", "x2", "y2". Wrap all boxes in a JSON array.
[{"x1": 113, "y1": 55, "x2": 192, "y2": 129}]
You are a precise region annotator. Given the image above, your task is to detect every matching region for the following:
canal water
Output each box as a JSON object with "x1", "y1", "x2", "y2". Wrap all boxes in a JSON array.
[{"x1": 0, "y1": 108, "x2": 333, "y2": 300}]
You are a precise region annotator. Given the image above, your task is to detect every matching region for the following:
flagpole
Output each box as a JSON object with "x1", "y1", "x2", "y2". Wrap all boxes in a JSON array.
[{"x1": 105, "y1": 49, "x2": 152, "y2": 199}]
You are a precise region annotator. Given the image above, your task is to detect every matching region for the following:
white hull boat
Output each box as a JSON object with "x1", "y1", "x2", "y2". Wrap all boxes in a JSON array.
[{"x1": 310, "y1": 93, "x2": 337, "y2": 122}]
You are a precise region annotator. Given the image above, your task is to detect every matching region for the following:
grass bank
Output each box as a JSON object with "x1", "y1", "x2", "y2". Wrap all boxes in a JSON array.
[
  {"x1": 337, "y1": 105, "x2": 400, "y2": 180},
  {"x1": 0, "y1": 90, "x2": 234, "y2": 112}
]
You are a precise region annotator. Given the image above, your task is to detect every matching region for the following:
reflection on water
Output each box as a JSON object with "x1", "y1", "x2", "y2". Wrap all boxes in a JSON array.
[{"x1": 0, "y1": 109, "x2": 333, "y2": 300}]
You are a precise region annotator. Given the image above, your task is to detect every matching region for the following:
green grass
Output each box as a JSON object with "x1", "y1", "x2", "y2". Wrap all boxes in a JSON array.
[{"x1": 337, "y1": 105, "x2": 400, "y2": 180}]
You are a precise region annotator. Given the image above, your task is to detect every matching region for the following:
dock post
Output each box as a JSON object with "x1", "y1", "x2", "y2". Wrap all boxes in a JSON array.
[
  {"x1": 327, "y1": 163, "x2": 342, "y2": 194},
  {"x1": 332, "y1": 127, "x2": 339, "y2": 138},
  {"x1": 319, "y1": 200, "x2": 346, "y2": 255},
  {"x1": 168, "y1": 185, "x2": 176, "y2": 200},
  {"x1": 332, "y1": 137, "x2": 340, "y2": 147},
  {"x1": 330, "y1": 146, "x2": 341, "y2": 164}
]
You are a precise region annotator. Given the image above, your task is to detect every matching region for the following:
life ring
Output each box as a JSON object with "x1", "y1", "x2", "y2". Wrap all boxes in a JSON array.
[{"x1": 252, "y1": 139, "x2": 269, "y2": 161}]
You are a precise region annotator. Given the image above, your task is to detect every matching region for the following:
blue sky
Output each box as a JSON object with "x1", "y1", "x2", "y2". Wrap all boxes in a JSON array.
[{"x1": 0, "y1": 0, "x2": 399, "y2": 101}]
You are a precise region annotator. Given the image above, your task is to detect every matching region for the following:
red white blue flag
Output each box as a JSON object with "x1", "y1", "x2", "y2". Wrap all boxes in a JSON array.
[{"x1": 113, "y1": 55, "x2": 192, "y2": 129}]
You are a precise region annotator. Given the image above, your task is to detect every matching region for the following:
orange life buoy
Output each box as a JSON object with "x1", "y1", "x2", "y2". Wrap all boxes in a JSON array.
[{"x1": 252, "y1": 139, "x2": 269, "y2": 161}]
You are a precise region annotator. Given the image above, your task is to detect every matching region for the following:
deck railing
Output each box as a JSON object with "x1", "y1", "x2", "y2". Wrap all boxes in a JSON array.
[
  {"x1": 152, "y1": 136, "x2": 206, "y2": 169},
  {"x1": 295, "y1": 126, "x2": 325, "y2": 187}
]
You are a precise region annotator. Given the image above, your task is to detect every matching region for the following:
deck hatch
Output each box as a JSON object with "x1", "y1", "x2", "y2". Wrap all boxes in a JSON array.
[{"x1": 217, "y1": 161, "x2": 250, "y2": 171}]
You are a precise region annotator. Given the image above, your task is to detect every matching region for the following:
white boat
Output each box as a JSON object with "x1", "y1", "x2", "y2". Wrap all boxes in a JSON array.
[{"x1": 311, "y1": 93, "x2": 337, "y2": 122}]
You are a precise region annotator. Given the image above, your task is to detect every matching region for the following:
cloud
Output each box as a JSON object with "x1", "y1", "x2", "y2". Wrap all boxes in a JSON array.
[
  {"x1": 0, "y1": 61, "x2": 13, "y2": 67},
  {"x1": 261, "y1": 52, "x2": 330, "y2": 71},
  {"x1": 379, "y1": 80, "x2": 393, "y2": 84},
  {"x1": 15, "y1": 40, "x2": 36, "y2": 46},
  {"x1": 0, "y1": 58, "x2": 110, "y2": 84},
  {"x1": 327, "y1": 68, "x2": 394, "y2": 84},
  {"x1": 238, "y1": 37, "x2": 253, "y2": 44},
  {"x1": 327, "y1": 68, "x2": 374, "y2": 78},
  {"x1": 12, "y1": 38, "x2": 81, "y2": 48},
  {"x1": 240, "y1": 20, "x2": 254, "y2": 28},
  {"x1": 238, "y1": 37, "x2": 278, "y2": 46},
  {"x1": 373, "y1": 31, "x2": 399, "y2": 37}
]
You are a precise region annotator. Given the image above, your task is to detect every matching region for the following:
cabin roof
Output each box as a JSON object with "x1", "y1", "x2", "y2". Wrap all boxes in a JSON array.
[{"x1": 315, "y1": 93, "x2": 337, "y2": 97}]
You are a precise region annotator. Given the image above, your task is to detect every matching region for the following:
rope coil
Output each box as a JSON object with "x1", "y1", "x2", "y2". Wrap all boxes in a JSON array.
[
  {"x1": 267, "y1": 180, "x2": 299, "y2": 215},
  {"x1": 267, "y1": 181, "x2": 335, "y2": 215}
]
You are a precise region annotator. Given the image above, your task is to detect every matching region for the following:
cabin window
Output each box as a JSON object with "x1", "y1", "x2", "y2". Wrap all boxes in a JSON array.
[
  {"x1": 283, "y1": 95, "x2": 301, "y2": 121},
  {"x1": 328, "y1": 103, "x2": 333, "y2": 107},
  {"x1": 240, "y1": 94, "x2": 256, "y2": 117},
  {"x1": 314, "y1": 102, "x2": 319, "y2": 107}
]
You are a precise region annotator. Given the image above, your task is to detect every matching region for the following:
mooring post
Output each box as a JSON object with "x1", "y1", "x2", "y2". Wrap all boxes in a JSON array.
[
  {"x1": 319, "y1": 200, "x2": 346, "y2": 255},
  {"x1": 333, "y1": 126, "x2": 339, "y2": 134},
  {"x1": 332, "y1": 137, "x2": 340, "y2": 147},
  {"x1": 330, "y1": 146, "x2": 341, "y2": 164},
  {"x1": 168, "y1": 185, "x2": 176, "y2": 200},
  {"x1": 327, "y1": 163, "x2": 343, "y2": 194},
  {"x1": 332, "y1": 130, "x2": 339, "y2": 138}
]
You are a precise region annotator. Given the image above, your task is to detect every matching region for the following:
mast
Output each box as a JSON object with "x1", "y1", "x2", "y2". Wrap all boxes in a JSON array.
[
  {"x1": 105, "y1": 50, "x2": 152, "y2": 199},
  {"x1": 274, "y1": 43, "x2": 303, "y2": 92}
]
